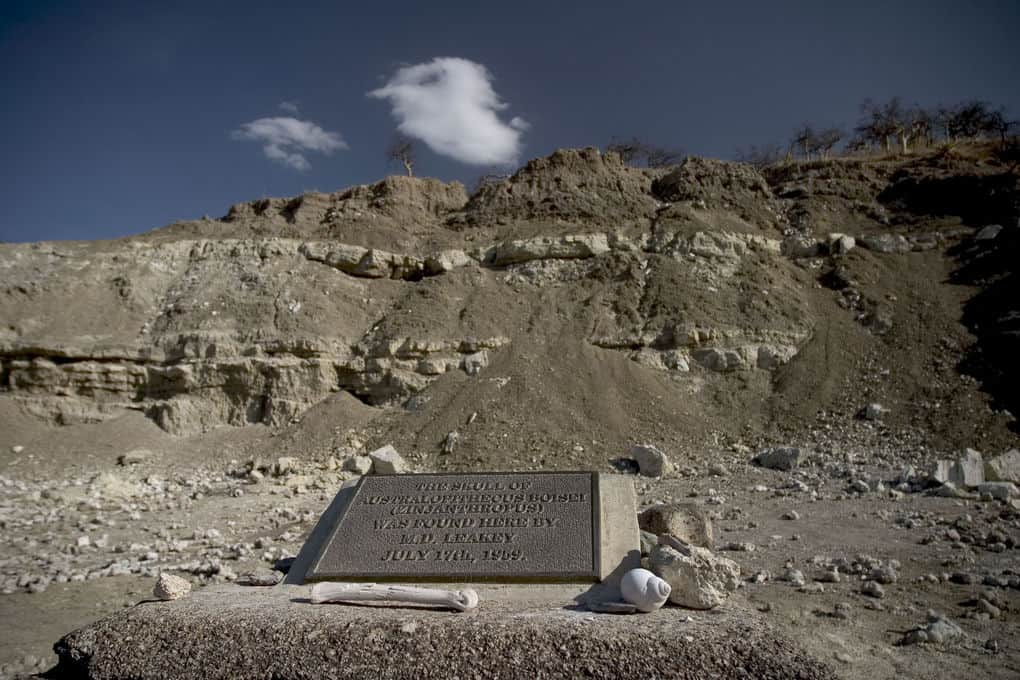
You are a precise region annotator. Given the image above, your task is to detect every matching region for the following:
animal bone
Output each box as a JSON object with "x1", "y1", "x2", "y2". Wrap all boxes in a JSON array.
[{"x1": 310, "y1": 582, "x2": 479, "y2": 612}]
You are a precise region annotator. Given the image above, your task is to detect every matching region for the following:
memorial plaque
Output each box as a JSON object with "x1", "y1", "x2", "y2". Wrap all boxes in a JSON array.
[{"x1": 303, "y1": 471, "x2": 630, "y2": 583}]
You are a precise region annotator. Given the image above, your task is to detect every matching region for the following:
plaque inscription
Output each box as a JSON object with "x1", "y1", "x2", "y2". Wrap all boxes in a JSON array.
[{"x1": 306, "y1": 472, "x2": 598, "y2": 582}]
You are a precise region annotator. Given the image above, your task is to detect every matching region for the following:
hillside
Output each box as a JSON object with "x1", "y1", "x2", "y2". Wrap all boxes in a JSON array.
[{"x1": 1, "y1": 145, "x2": 1016, "y2": 466}]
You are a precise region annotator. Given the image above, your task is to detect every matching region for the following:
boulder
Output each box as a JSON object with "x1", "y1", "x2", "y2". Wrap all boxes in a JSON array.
[
  {"x1": 630, "y1": 444, "x2": 673, "y2": 477},
  {"x1": 648, "y1": 541, "x2": 740, "y2": 610},
  {"x1": 638, "y1": 503, "x2": 714, "y2": 549},
  {"x1": 932, "y1": 448, "x2": 984, "y2": 488},
  {"x1": 975, "y1": 482, "x2": 1019, "y2": 500},
  {"x1": 985, "y1": 449, "x2": 1020, "y2": 483},
  {"x1": 368, "y1": 445, "x2": 407, "y2": 474},
  {"x1": 859, "y1": 234, "x2": 910, "y2": 254},
  {"x1": 826, "y1": 233, "x2": 856, "y2": 256},
  {"x1": 341, "y1": 455, "x2": 373, "y2": 475},
  {"x1": 153, "y1": 573, "x2": 191, "y2": 601},
  {"x1": 752, "y1": 446, "x2": 802, "y2": 471}
]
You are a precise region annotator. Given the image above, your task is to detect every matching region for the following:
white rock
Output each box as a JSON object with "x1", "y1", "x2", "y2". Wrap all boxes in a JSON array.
[
  {"x1": 827, "y1": 233, "x2": 856, "y2": 256},
  {"x1": 460, "y1": 351, "x2": 489, "y2": 376},
  {"x1": 862, "y1": 402, "x2": 887, "y2": 420},
  {"x1": 630, "y1": 444, "x2": 673, "y2": 477},
  {"x1": 273, "y1": 457, "x2": 299, "y2": 477},
  {"x1": 620, "y1": 568, "x2": 671, "y2": 613},
  {"x1": 932, "y1": 448, "x2": 985, "y2": 488},
  {"x1": 648, "y1": 542, "x2": 740, "y2": 610},
  {"x1": 153, "y1": 573, "x2": 191, "y2": 601},
  {"x1": 369, "y1": 445, "x2": 407, "y2": 474},
  {"x1": 638, "y1": 503, "x2": 713, "y2": 549},
  {"x1": 985, "y1": 449, "x2": 1020, "y2": 483},
  {"x1": 342, "y1": 455, "x2": 373, "y2": 475},
  {"x1": 11, "y1": 445, "x2": 25, "y2": 454}
]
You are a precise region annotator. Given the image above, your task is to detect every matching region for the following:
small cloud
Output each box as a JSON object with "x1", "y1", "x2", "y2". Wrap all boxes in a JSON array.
[
  {"x1": 232, "y1": 116, "x2": 347, "y2": 171},
  {"x1": 368, "y1": 57, "x2": 527, "y2": 167},
  {"x1": 279, "y1": 101, "x2": 300, "y2": 114}
]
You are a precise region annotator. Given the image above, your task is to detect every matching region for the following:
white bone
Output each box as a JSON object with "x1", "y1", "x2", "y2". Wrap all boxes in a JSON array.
[{"x1": 310, "y1": 582, "x2": 479, "y2": 612}]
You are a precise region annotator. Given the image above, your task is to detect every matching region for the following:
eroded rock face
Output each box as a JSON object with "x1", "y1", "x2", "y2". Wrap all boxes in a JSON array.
[{"x1": 10, "y1": 146, "x2": 968, "y2": 439}]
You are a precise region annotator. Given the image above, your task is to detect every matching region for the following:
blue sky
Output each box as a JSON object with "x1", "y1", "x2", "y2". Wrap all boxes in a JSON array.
[{"x1": 1, "y1": 0, "x2": 1017, "y2": 242}]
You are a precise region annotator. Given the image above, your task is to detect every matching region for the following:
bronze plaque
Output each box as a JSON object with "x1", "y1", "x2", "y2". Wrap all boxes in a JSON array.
[{"x1": 306, "y1": 472, "x2": 598, "y2": 582}]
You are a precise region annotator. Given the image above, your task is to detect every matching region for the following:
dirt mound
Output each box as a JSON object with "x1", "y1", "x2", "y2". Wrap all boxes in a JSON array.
[
  {"x1": 142, "y1": 176, "x2": 468, "y2": 250},
  {"x1": 457, "y1": 147, "x2": 660, "y2": 229}
]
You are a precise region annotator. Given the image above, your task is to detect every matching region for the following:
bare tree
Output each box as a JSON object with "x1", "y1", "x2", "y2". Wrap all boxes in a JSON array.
[
  {"x1": 645, "y1": 146, "x2": 685, "y2": 168},
  {"x1": 856, "y1": 98, "x2": 903, "y2": 152},
  {"x1": 815, "y1": 127, "x2": 844, "y2": 159},
  {"x1": 606, "y1": 137, "x2": 645, "y2": 164},
  {"x1": 607, "y1": 137, "x2": 684, "y2": 167},
  {"x1": 791, "y1": 123, "x2": 817, "y2": 159},
  {"x1": 735, "y1": 143, "x2": 784, "y2": 168},
  {"x1": 386, "y1": 136, "x2": 416, "y2": 177}
]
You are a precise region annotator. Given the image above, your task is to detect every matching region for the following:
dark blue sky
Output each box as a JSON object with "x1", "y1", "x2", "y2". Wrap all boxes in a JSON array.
[{"x1": 1, "y1": 0, "x2": 1017, "y2": 242}]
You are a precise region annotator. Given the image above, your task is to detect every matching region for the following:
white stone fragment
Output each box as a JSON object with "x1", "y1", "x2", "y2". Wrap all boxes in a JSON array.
[{"x1": 368, "y1": 445, "x2": 407, "y2": 474}]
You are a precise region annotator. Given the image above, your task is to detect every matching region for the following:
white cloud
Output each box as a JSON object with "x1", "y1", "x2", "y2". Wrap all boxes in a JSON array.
[
  {"x1": 368, "y1": 57, "x2": 527, "y2": 167},
  {"x1": 232, "y1": 117, "x2": 347, "y2": 171},
  {"x1": 278, "y1": 101, "x2": 300, "y2": 114}
]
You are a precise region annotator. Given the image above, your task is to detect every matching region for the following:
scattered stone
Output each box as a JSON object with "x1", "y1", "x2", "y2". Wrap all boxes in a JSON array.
[
  {"x1": 975, "y1": 481, "x2": 1018, "y2": 500},
  {"x1": 639, "y1": 503, "x2": 714, "y2": 549},
  {"x1": 752, "y1": 446, "x2": 802, "y2": 471},
  {"x1": 950, "y1": 572, "x2": 979, "y2": 585},
  {"x1": 342, "y1": 455, "x2": 373, "y2": 475},
  {"x1": 460, "y1": 351, "x2": 489, "y2": 376},
  {"x1": 859, "y1": 233, "x2": 910, "y2": 254},
  {"x1": 639, "y1": 530, "x2": 658, "y2": 556},
  {"x1": 860, "y1": 581, "x2": 885, "y2": 598},
  {"x1": 827, "y1": 233, "x2": 856, "y2": 256},
  {"x1": 117, "y1": 449, "x2": 153, "y2": 466},
  {"x1": 368, "y1": 445, "x2": 407, "y2": 474},
  {"x1": 870, "y1": 565, "x2": 898, "y2": 585},
  {"x1": 860, "y1": 402, "x2": 887, "y2": 421},
  {"x1": 781, "y1": 510, "x2": 800, "y2": 521},
  {"x1": 153, "y1": 573, "x2": 191, "y2": 601},
  {"x1": 899, "y1": 612, "x2": 963, "y2": 645},
  {"x1": 273, "y1": 457, "x2": 299, "y2": 477},
  {"x1": 782, "y1": 569, "x2": 806, "y2": 587},
  {"x1": 817, "y1": 568, "x2": 841, "y2": 583},
  {"x1": 929, "y1": 481, "x2": 968, "y2": 499},
  {"x1": 849, "y1": 480, "x2": 870, "y2": 494},
  {"x1": 799, "y1": 583, "x2": 825, "y2": 594},
  {"x1": 648, "y1": 542, "x2": 740, "y2": 610},
  {"x1": 707, "y1": 463, "x2": 729, "y2": 477},
  {"x1": 441, "y1": 431, "x2": 459, "y2": 455},
  {"x1": 976, "y1": 598, "x2": 1001, "y2": 619},
  {"x1": 630, "y1": 444, "x2": 673, "y2": 477}
]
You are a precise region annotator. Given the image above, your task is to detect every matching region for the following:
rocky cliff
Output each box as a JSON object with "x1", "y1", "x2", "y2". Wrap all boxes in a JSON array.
[{"x1": 1, "y1": 146, "x2": 1017, "y2": 461}]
